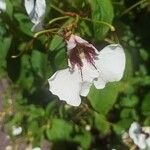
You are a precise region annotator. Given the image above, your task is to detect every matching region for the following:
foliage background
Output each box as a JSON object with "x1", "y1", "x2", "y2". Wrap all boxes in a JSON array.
[{"x1": 0, "y1": 0, "x2": 150, "y2": 149}]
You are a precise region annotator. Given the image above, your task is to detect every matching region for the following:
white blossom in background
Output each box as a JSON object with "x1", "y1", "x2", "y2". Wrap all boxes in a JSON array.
[
  {"x1": 5, "y1": 146, "x2": 13, "y2": 150},
  {"x1": 0, "y1": 0, "x2": 6, "y2": 13},
  {"x1": 12, "y1": 126, "x2": 22, "y2": 136},
  {"x1": 24, "y1": 0, "x2": 46, "y2": 32},
  {"x1": 124, "y1": 122, "x2": 150, "y2": 150},
  {"x1": 48, "y1": 34, "x2": 126, "y2": 106},
  {"x1": 26, "y1": 145, "x2": 41, "y2": 150},
  {"x1": 32, "y1": 147, "x2": 41, "y2": 150},
  {"x1": 85, "y1": 125, "x2": 91, "y2": 131}
]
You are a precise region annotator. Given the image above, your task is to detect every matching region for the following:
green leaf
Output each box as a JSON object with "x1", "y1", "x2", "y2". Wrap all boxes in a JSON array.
[
  {"x1": 18, "y1": 55, "x2": 34, "y2": 90},
  {"x1": 90, "y1": 0, "x2": 114, "y2": 39},
  {"x1": 88, "y1": 83, "x2": 121, "y2": 115},
  {"x1": 139, "y1": 48, "x2": 149, "y2": 61},
  {"x1": 6, "y1": 0, "x2": 13, "y2": 19},
  {"x1": 144, "y1": 116, "x2": 150, "y2": 126},
  {"x1": 123, "y1": 49, "x2": 133, "y2": 80},
  {"x1": 49, "y1": 35, "x2": 67, "y2": 70},
  {"x1": 14, "y1": 13, "x2": 33, "y2": 36},
  {"x1": 46, "y1": 118, "x2": 73, "y2": 141},
  {"x1": 49, "y1": 35, "x2": 65, "y2": 52},
  {"x1": 74, "y1": 129, "x2": 92, "y2": 149},
  {"x1": 0, "y1": 36, "x2": 12, "y2": 68},
  {"x1": 79, "y1": 20, "x2": 92, "y2": 37},
  {"x1": 28, "y1": 120, "x2": 44, "y2": 146},
  {"x1": 141, "y1": 92, "x2": 150, "y2": 116},
  {"x1": 45, "y1": 101, "x2": 57, "y2": 117},
  {"x1": 28, "y1": 106, "x2": 45, "y2": 121},
  {"x1": 120, "y1": 95, "x2": 139, "y2": 107},
  {"x1": 120, "y1": 108, "x2": 132, "y2": 119},
  {"x1": 120, "y1": 108, "x2": 139, "y2": 121},
  {"x1": 113, "y1": 119, "x2": 133, "y2": 135},
  {"x1": 54, "y1": 50, "x2": 67, "y2": 70},
  {"x1": 94, "y1": 113, "x2": 111, "y2": 135},
  {"x1": 31, "y1": 50, "x2": 48, "y2": 78}
]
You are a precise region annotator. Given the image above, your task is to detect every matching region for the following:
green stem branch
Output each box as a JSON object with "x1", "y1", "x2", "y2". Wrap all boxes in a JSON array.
[
  {"x1": 81, "y1": 17, "x2": 115, "y2": 31},
  {"x1": 48, "y1": 16, "x2": 70, "y2": 25},
  {"x1": 50, "y1": 4, "x2": 65, "y2": 14},
  {"x1": 33, "y1": 28, "x2": 59, "y2": 38},
  {"x1": 120, "y1": 0, "x2": 147, "y2": 17}
]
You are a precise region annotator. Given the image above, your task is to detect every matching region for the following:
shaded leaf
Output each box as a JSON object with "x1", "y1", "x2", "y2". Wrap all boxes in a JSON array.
[
  {"x1": 46, "y1": 118, "x2": 73, "y2": 141},
  {"x1": 94, "y1": 113, "x2": 111, "y2": 135},
  {"x1": 90, "y1": 0, "x2": 114, "y2": 39},
  {"x1": 14, "y1": 13, "x2": 33, "y2": 36},
  {"x1": 31, "y1": 50, "x2": 48, "y2": 78},
  {"x1": 73, "y1": 129, "x2": 92, "y2": 149},
  {"x1": 141, "y1": 92, "x2": 150, "y2": 116}
]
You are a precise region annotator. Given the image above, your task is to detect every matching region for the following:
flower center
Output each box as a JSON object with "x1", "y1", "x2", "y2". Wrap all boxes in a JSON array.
[{"x1": 69, "y1": 43, "x2": 97, "y2": 69}]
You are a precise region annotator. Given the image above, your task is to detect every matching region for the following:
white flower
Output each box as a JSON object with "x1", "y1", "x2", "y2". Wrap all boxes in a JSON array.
[
  {"x1": 12, "y1": 126, "x2": 22, "y2": 136},
  {"x1": 48, "y1": 35, "x2": 126, "y2": 106},
  {"x1": 26, "y1": 145, "x2": 41, "y2": 150},
  {"x1": 24, "y1": 0, "x2": 46, "y2": 32},
  {"x1": 0, "y1": 0, "x2": 6, "y2": 13},
  {"x1": 32, "y1": 147, "x2": 41, "y2": 150},
  {"x1": 128, "y1": 122, "x2": 150, "y2": 149},
  {"x1": 85, "y1": 125, "x2": 91, "y2": 131},
  {"x1": 129, "y1": 122, "x2": 141, "y2": 144},
  {"x1": 5, "y1": 146, "x2": 13, "y2": 150}
]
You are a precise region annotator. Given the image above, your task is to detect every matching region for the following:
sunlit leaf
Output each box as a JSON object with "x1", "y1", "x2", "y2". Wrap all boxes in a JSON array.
[{"x1": 88, "y1": 83, "x2": 122, "y2": 115}]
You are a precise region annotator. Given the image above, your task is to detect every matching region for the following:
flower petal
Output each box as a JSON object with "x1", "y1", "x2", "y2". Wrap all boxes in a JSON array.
[
  {"x1": 74, "y1": 35, "x2": 89, "y2": 44},
  {"x1": 81, "y1": 59, "x2": 99, "y2": 82},
  {"x1": 79, "y1": 59, "x2": 99, "y2": 97},
  {"x1": 129, "y1": 122, "x2": 141, "y2": 144},
  {"x1": 31, "y1": 21, "x2": 43, "y2": 32},
  {"x1": 34, "y1": 0, "x2": 46, "y2": 22},
  {"x1": 67, "y1": 35, "x2": 88, "y2": 51},
  {"x1": 93, "y1": 77, "x2": 106, "y2": 89},
  {"x1": 24, "y1": 0, "x2": 35, "y2": 22},
  {"x1": 48, "y1": 69, "x2": 82, "y2": 106},
  {"x1": 12, "y1": 126, "x2": 22, "y2": 136},
  {"x1": 67, "y1": 34, "x2": 77, "y2": 51},
  {"x1": 80, "y1": 82, "x2": 92, "y2": 96},
  {"x1": 68, "y1": 58, "x2": 99, "y2": 97},
  {"x1": 0, "y1": 0, "x2": 6, "y2": 13},
  {"x1": 94, "y1": 44, "x2": 126, "y2": 89},
  {"x1": 24, "y1": 0, "x2": 46, "y2": 31},
  {"x1": 136, "y1": 134, "x2": 147, "y2": 149}
]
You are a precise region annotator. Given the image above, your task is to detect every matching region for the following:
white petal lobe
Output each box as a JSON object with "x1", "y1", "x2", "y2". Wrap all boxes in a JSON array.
[
  {"x1": 24, "y1": 0, "x2": 46, "y2": 32},
  {"x1": 24, "y1": 0, "x2": 35, "y2": 21},
  {"x1": 31, "y1": 22, "x2": 43, "y2": 32},
  {"x1": 81, "y1": 59, "x2": 99, "y2": 82},
  {"x1": 67, "y1": 35, "x2": 77, "y2": 51},
  {"x1": 94, "y1": 44, "x2": 126, "y2": 89},
  {"x1": 48, "y1": 69, "x2": 82, "y2": 106},
  {"x1": 74, "y1": 35, "x2": 89, "y2": 44},
  {"x1": 0, "y1": 0, "x2": 6, "y2": 13},
  {"x1": 34, "y1": 0, "x2": 46, "y2": 23},
  {"x1": 80, "y1": 82, "x2": 92, "y2": 97}
]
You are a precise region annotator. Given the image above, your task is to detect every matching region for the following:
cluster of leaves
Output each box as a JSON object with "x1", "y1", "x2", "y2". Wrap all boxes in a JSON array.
[{"x1": 0, "y1": 0, "x2": 150, "y2": 149}]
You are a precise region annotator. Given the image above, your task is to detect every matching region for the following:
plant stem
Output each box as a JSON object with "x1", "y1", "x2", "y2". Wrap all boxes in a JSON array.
[
  {"x1": 81, "y1": 17, "x2": 115, "y2": 31},
  {"x1": 33, "y1": 28, "x2": 59, "y2": 38},
  {"x1": 48, "y1": 16, "x2": 70, "y2": 25},
  {"x1": 50, "y1": 4, "x2": 65, "y2": 14},
  {"x1": 120, "y1": 0, "x2": 147, "y2": 17}
]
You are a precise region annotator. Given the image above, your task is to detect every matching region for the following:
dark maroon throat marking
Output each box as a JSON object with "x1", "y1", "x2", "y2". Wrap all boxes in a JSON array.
[{"x1": 68, "y1": 43, "x2": 97, "y2": 69}]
